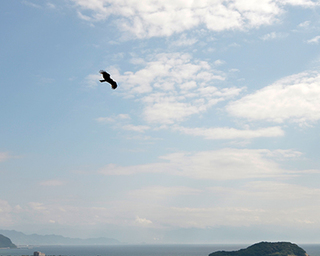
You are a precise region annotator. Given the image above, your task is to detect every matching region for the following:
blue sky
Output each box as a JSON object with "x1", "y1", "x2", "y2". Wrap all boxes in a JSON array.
[{"x1": 2, "y1": 0, "x2": 320, "y2": 244}]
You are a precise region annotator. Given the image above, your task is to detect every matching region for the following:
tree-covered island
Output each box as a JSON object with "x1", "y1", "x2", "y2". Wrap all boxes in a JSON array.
[{"x1": 209, "y1": 242, "x2": 308, "y2": 256}]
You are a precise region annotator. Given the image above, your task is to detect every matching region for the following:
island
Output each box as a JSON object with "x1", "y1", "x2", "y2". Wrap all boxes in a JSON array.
[
  {"x1": 209, "y1": 242, "x2": 308, "y2": 256},
  {"x1": 0, "y1": 234, "x2": 17, "y2": 249}
]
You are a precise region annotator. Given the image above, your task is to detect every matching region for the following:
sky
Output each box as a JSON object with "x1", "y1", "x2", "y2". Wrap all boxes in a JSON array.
[{"x1": 2, "y1": 0, "x2": 320, "y2": 245}]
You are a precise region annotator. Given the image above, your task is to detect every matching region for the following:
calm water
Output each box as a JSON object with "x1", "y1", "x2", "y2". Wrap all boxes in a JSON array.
[{"x1": 0, "y1": 244, "x2": 320, "y2": 256}]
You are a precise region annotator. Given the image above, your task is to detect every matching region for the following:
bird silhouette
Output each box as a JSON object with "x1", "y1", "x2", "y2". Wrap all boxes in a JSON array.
[{"x1": 99, "y1": 70, "x2": 117, "y2": 89}]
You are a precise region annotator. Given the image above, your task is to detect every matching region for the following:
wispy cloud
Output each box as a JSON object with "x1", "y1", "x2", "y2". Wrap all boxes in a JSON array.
[
  {"x1": 298, "y1": 20, "x2": 311, "y2": 28},
  {"x1": 3, "y1": 179, "x2": 320, "y2": 230},
  {"x1": 96, "y1": 114, "x2": 151, "y2": 133},
  {"x1": 39, "y1": 179, "x2": 66, "y2": 187},
  {"x1": 122, "y1": 124, "x2": 150, "y2": 133},
  {"x1": 280, "y1": 0, "x2": 319, "y2": 7},
  {"x1": 96, "y1": 114, "x2": 131, "y2": 123},
  {"x1": 0, "y1": 152, "x2": 13, "y2": 163},
  {"x1": 22, "y1": 1, "x2": 42, "y2": 8},
  {"x1": 47, "y1": 3, "x2": 56, "y2": 9},
  {"x1": 0, "y1": 199, "x2": 13, "y2": 226},
  {"x1": 260, "y1": 32, "x2": 287, "y2": 41},
  {"x1": 174, "y1": 126, "x2": 284, "y2": 140},
  {"x1": 99, "y1": 148, "x2": 299, "y2": 180},
  {"x1": 85, "y1": 74, "x2": 101, "y2": 88},
  {"x1": 28, "y1": 202, "x2": 48, "y2": 211},
  {"x1": 129, "y1": 186, "x2": 201, "y2": 201}
]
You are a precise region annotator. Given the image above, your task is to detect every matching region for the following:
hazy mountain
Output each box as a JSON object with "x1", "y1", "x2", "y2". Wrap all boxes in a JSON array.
[
  {"x1": 0, "y1": 234, "x2": 17, "y2": 248},
  {"x1": 209, "y1": 242, "x2": 307, "y2": 256},
  {"x1": 0, "y1": 230, "x2": 120, "y2": 246}
]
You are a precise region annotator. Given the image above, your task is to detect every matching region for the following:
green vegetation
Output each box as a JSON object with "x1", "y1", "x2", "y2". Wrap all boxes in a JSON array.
[
  {"x1": 209, "y1": 242, "x2": 307, "y2": 256},
  {"x1": 0, "y1": 234, "x2": 17, "y2": 248}
]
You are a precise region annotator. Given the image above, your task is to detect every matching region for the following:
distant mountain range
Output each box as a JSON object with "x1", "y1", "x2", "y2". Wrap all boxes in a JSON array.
[{"x1": 0, "y1": 230, "x2": 121, "y2": 246}]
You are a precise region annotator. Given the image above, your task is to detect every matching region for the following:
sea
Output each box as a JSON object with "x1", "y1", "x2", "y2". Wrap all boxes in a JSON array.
[{"x1": 1, "y1": 244, "x2": 320, "y2": 256}]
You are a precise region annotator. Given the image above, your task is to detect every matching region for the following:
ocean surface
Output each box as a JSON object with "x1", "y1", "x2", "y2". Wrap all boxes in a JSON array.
[{"x1": 1, "y1": 244, "x2": 320, "y2": 256}]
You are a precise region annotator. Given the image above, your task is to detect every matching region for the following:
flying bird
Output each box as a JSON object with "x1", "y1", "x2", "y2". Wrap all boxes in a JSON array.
[{"x1": 99, "y1": 70, "x2": 117, "y2": 89}]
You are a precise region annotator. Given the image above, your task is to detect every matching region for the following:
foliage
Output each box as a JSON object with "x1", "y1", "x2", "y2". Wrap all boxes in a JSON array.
[{"x1": 209, "y1": 242, "x2": 306, "y2": 256}]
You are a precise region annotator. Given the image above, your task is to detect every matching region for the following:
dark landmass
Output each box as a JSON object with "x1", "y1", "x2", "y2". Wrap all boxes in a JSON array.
[
  {"x1": 209, "y1": 242, "x2": 307, "y2": 256},
  {"x1": 0, "y1": 230, "x2": 121, "y2": 246},
  {"x1": 0, "y1": 234, "x2": 17, "y2": 248}
]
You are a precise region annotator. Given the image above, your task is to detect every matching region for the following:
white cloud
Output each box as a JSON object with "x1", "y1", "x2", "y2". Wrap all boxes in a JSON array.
[
  {"x1": 77, "y1": 11, "x2": 92, "y2": 21},
  {"x1": 260, "y1": 32, "x2": 287, "y2": 40},
  {"x1": 174, "y1": 125, "x2": 284, "y2": 139},
  {"x1": 170, "y1": 34, "x2": 198, "y2": 46},
  {"x1": 117, "y1": 53, "x2": 216, "y2": 94},
  {"x1": 70, "y1": 0, "x2": 319, "y2": 38},
  {"x1": 114, "y1": 52, "x2": 242, "y2": 124},
  {"x1": 214, "y1": 59, "x2": 226, "y2": 66},
  {"x1": 227, "y1": 70, "x2": 320, "y2": 125},
  {"x1": 298, "y1": 20, "x2": 311, "y2": 28},
  {"x1": 96, "y1": 114, "x2": 131, "y2": 123},
  {"x1": 134, "y1": 216, "x2": 153, "y2": 225},
  {"x1": 307, "y1": 35, "x2": 320, "y2": 44},
  {"x1": 122, "y1": 124, "x2": 150, "y2": 133},
  {"x1": 142, "y1": 95, "x2": 203, "y2": 124},
  {"x1": 264, "y1": 149, "x2": 303, "y2": 159},
  {"x1": 116, "y1": 114, "x2": 131, "y2": 119},
  {"x1": 47, "y1": 3, "x2": 56, "y2": 9},
  {"x1": 22, "y1": 1, "x2": 42, "y2": 8},
  {"x1": 99, "y1": 148, "x2": 297, "y2": 180},
  {"x1": 23, "y1": 0, "x2": 59, "y2": 9}
]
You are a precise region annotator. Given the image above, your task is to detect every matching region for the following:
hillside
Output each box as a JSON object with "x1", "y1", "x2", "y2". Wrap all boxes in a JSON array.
[
  {"x1": 0, "y1": 234, "x2": 17, "y2": 248},
  {"x1": 209, "y1": 242, "x2": 307, "y2": 256}
]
